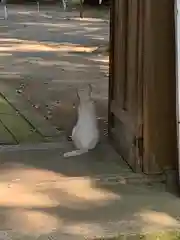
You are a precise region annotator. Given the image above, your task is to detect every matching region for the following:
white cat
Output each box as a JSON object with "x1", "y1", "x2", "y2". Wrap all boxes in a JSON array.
[{"x1": 63, "y1": 84, "x2": 99, "y2": 157}]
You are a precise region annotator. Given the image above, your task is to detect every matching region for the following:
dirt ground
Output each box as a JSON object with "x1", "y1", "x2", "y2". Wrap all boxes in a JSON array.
[{"x1": 0, "y1": 4, "x2": 109, "y2": 139}]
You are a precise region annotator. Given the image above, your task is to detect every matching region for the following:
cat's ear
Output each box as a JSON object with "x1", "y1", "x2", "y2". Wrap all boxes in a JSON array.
[
  {"x1": 88, "y1": 84, "x2": 92, "y2": 97},
  {"x1": 76, "y1": 89, "x2": 80, "y2": 100}
]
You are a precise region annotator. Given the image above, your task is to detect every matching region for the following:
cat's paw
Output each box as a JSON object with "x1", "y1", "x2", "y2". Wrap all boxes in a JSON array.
[
  {"x1": 63, "y1": 152, "x2": 70, "y2": 157},
  {"x1": 67, "y1": 135, "x2": 72, "y2": 141}
]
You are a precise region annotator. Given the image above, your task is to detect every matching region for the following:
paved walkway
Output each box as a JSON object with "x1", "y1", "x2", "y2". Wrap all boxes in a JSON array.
[
  {"x1": 0, "y1": 142, "x2": 179, "y2": 240},
  {"x1": 0, "y1": 5, "x2": 109, "y2": 144}
]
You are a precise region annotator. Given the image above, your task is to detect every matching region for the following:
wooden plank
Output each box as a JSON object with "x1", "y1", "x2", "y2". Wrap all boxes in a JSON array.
[
  {"x1": 136, "y1": 0, "x2": 144, "y2": 171},
  {"x1": 175, "y1": 0, "x2": 180, "y2": 187},
  {"x1": 108, "y1": 0, "x2": 115, "y2": 132},
  {"x1": 113, "y1": 0, "x2": 128, "y2": 108},
  {"x1": 143, "y1": 0, "x2": 177, "y2": 173},
  {"x1": 126, "y1": 0, "x2": 139, "y2": 114}
]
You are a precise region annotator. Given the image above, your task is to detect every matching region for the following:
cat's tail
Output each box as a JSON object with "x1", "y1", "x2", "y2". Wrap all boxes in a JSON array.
[{"x1": 63, "y1": 149, "x2": 88, "y2": 158}]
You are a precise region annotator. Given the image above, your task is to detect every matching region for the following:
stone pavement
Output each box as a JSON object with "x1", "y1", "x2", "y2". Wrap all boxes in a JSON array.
[
  {"x1": 0, "y1": 5, "x2": 109, "y2": 144},
  {"x1": 0, "y1": 87, "x2": 62, "y2": 144},
  {"x1": 0, "y1": 141, "x2": 179, "y2": 240}
]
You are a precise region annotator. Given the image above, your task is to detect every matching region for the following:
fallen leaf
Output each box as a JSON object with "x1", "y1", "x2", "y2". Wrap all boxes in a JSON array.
[{"x1": 16, "y1": 89, "x2": 22, "y2": 94}]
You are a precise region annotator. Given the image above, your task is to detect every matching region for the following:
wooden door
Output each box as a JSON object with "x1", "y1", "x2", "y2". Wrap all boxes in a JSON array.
[
  {"x1": 109, "y1": 0, "x2": 144, "y2": 171},
  {"x1": 109, "y1": 0, "x2": 177, "y2": 174}
]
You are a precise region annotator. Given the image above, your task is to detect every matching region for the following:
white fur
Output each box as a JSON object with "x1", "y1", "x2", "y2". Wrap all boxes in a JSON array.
[{"x1": 64, "y1": 85, "x2": 99, "y2": 157}]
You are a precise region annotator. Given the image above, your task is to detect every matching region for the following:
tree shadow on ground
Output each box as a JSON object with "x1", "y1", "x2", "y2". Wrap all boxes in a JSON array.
[{"x1": 0, "y1": 145, "x2": 179, "y2": 239}]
